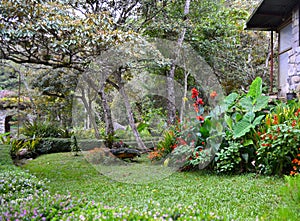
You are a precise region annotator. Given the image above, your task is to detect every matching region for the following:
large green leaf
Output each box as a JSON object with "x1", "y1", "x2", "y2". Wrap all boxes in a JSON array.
[
  {"x1": 247, "y1": 77, "x2": 262, "y2": 99},
  {"x1": 233, "y1": 119, "x2": 252, "y2": 139},
  {"x1": 252, "y1": 115, "x2": 265, "y2": 127},
  {"x1": 253, "y1": 95, "x2": 269, "y2": 112},
  {"x1": 239, "y1": 96, "x2": 253, "y2": 112},
  {"x1": 225, "y1": 114, "x2": 233, "y2": 130},
  {"x1": 224, "y1": 92, "x2": 239, "y2": 106},
  {"x1": 232, "y1": 112, "x2": 255, "y2": 138}
]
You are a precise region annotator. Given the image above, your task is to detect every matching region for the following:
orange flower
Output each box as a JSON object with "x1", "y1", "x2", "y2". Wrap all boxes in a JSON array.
[
  {"x1": 290, "y1": 171, "x2": 296, "y2": 176},
  {"x1": 193, "y1": 103, "x2": 199, "y2": 112},
  {"x1": 210, "y1": 91, "x2": 218, "y2": 98},
  {"x1": 273, "y1": 114, "x2": 278, "y2": 125},
  {"x1": 293, "y1": 166, "x2": 297, "y2": 171},
  {"x1": 266, "y1": 118, "x2": 271, "y2": 127}
]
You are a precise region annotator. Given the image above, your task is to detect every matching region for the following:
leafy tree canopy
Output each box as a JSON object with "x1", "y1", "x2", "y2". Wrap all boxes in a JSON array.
[{"x1": 0, "y1": 0, "x2": 128, "y2": 70}]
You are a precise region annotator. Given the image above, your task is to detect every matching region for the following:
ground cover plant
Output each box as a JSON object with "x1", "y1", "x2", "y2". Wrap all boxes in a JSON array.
[
  {"x1": 19, "y1": 150, "x2": 285, "y2": 220},
  {"x1": 1, "y1": 142, "x2": 300, "y2": 220}
]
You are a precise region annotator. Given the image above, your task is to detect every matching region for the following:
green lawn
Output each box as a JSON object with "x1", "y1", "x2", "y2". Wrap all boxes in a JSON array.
[{"x1": 21, "y1": 151, "x2": 286, "y2": 220}]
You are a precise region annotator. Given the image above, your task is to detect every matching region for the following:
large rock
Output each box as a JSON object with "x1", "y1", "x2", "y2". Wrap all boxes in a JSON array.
[{"x1": 110, "y1": 148, "x2": 141, "y2": 160}]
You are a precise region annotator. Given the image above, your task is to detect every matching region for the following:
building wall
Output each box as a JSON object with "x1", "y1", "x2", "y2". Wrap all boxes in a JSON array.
[{"x1": 288, "y1": 5, "x2": 300, "y2": 95}]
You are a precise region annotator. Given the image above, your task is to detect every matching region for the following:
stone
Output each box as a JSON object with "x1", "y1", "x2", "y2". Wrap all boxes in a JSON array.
[
  {"x1": 110, "y1": 148, "x2": 141, "y2": 160},
  {"x1": 18, "y1": 148, "x2": 29, "y2": 157},
  {"x1": 113, "y1": 122, "x2": 126, "y2": 131},
  {"x1": 292, "y1": 76, "x2": 300, "y2": 84}
]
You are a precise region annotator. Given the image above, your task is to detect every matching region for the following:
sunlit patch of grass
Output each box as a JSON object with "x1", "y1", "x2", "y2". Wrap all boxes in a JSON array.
[{"x1": 22, "y1": 151, "x2": 285, "y2": 220}]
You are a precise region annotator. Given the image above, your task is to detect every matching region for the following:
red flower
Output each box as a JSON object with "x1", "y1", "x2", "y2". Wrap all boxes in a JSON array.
[
  {"x1": 277, "y1": 126, "x2": 280, "y2": 133},
  {"x1": 196, "y1": 98, "x2": 204, "y2": 105},
  {"x1": 171, "y1": 144, "x2": 178, "y2": 150},
  {"x1": 292, "y1": 120, "x2": 297, "y2": 127},
  {"x1": 196, "y1": 115, "x2": 205, "y2": 122},
  {"x1": 191, "y1": 88, "x2": 199, "y2": 98}
]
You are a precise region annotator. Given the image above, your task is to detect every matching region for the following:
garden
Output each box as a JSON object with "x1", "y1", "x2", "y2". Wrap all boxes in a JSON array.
[
  {"x1": 1, "y1": 77, "x2": 300, "y2": 220},
  {"x1": 1, "y1": 0, "x2": 300, "y2": 220}
]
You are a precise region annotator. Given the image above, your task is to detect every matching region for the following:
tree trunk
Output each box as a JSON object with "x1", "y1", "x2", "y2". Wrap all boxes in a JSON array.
[
  {"x1": 79, "y1": 87, "x2": 100, "y2": 139},
  {"x1": 180, "y1": 70, "x2": 190, "y2": 123},
  {"x1": 167, "y1": 0, "x2": 190, "y2": 125},
  {"x1": 98, "y1": 87, "x2": 114, "y2": 148},
  {"x1": 112, "y1": 70, "x2": 147, "y2": 151},
  {"x1": 119, "y1": 84, "x2": 147, "y2": 151}
]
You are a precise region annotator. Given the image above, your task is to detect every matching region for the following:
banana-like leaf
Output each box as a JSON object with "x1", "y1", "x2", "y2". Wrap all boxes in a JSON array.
[
  {"x1": 253, "y1": 96, "x2": 269, "y2": 112},
  {"x1": 247, "y1": 77, "x2": 262, "y2": 99},
  {"x1": 232, "y1": 112, "x2": 255, "y2": 138},
  {"x1": 243, "y1": 139, "x2": 254, "y2": 147},
  {"x1": 233, "y1": 119, "x2": 252, "y2": 139},
  {"x1": 239, "y1": 96, "x2": 253, "y2": 112},
  {"x1": 252, "y1": 115, "x2": 265, "y2": 127},
  {"x1": 224, "y1": 92, "x2": 239, "y2": 106},
  {"x1": 225, "y1": 114, "x2": 233, "y2": 130}
]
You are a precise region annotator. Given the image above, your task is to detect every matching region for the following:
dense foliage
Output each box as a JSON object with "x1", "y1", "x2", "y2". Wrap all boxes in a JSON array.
[{"x1": 149, "y1": 77, "x2": 300, "y2": 176}]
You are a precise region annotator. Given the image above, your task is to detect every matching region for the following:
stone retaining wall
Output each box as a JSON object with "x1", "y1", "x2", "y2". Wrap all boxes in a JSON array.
[{"x1": 288, "y1": 5, "x2": 300, "y2": 94}]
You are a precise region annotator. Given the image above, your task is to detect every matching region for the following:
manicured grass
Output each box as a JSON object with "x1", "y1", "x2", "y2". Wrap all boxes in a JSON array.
[
  {"x1": 22, "y1": 151, "x2": 285, "y2": 220},
  {"x1": 0, "y1": 145, "x2": 13, "y2": 166}
]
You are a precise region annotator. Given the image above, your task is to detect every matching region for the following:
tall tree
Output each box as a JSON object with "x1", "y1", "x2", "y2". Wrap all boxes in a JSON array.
[
  {"x1": 0, "y1": 0, "x2": 128, "y2": 146},
  {"x1": 167, "y1": 0, "x2": 190, "y2": 124}
]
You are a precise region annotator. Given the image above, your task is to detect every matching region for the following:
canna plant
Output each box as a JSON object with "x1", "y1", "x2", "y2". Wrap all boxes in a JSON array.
[
  {"x1": 215, "y1": 77, "x2": 269, "y2": 173},
  {"x1": 257, "y1": 105, "x2": 300, "y2": 175}
]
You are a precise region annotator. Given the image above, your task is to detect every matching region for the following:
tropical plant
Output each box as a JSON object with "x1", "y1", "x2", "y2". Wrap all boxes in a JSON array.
[
  {"x1": 215, "y1": 141, "x2": 243, "y2": 173},
  {"x1": 257, "y1": 107, "x2": 300, "y2": 175},
  {"x1": 21, "y1": 120, "x2": 71, "y2": 138},
  {"x1": 10, "y1": 138, "x2": 40, "y2": 158},
  {"x1": 215, "y1": 77, "x2": 269, "y2": 173},
  {"x1": 0, "y1": 132, "x2": 10, "y2": 145}
]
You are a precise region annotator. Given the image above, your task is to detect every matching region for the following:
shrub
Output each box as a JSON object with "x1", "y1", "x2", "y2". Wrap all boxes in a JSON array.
[
  {"x1": 216, "y1": 77, "x2": 269, "y2": 174},
  {"x1": 149, "y1": 129, "x2": 177, "y2": 161},
  {"x1": 35, "y1": 138, "x2": 71, "y2": 155},
  {"x1": 10, "y1": 138, "x2": 40, "y2": 159},
  {"x1": 0, "y1": 132, "x2": 11, "y2": 145},
  {"x1": 215, "y1": 141, "x2": 243, "y2": 173},
  {"x1": 10, "y1": 138, "x2": 71, "y2": 159},
  {"x1": 257, "y1": 105, "x2": 300, "y2": 175},
  {"x1": 148, "y1": 87, "x2": 220, "y2": 171},
  {"x1": 21, "y1": 120, "x2": 71, "y2": 138}
]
